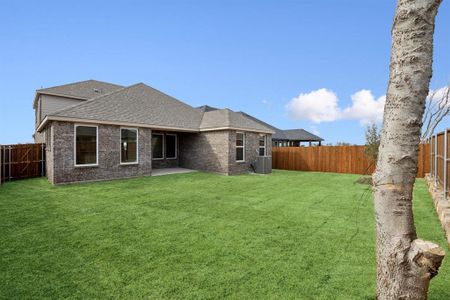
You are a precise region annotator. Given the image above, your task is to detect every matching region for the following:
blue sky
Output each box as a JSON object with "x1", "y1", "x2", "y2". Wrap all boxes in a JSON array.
[{"x1": 1, "y1": 0, "x2": 449, "y2": 145}]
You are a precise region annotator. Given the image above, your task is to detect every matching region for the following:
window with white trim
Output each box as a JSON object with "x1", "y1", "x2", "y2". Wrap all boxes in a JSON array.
[
  {"x1": 236, "y1": 132, "x2": 245, "y2": 162},
  {"x1": 75, "y1": 125, "x2": 98, "y2": 166},
  {"x1": 259, "y1": 135, "x2": 266, "y2": 156},
  {"x1": 152, "y1": 134, "x2": 164, "y2": 159},
  {"x1": 121, "y1": 128, "x2": 138, "y2": 164},
  {"x1": 165, "y1": 134, "x2": 177, "y2": 159}
]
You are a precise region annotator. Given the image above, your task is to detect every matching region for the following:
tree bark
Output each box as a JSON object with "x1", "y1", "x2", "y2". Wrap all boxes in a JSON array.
[{"x1": 373, "y1": 0, "x2": 444, "y2": 299}]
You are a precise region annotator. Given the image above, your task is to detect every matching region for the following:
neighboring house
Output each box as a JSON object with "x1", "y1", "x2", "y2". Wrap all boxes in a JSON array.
[
  {"x1": 241, "y1": 112, "x2": 323, "y2": 147},
  {"x1": 34, "y1": 80, "x2": 274, "y2": 184}
]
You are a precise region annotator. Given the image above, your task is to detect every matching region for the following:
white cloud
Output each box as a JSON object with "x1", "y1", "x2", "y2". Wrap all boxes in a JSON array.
[
  {"x1": 285, "y1": 88, "x2": 341, "y2": 123},
  {"x1": 342, "y1": 90, "x2": 386, "y2": 125},
  {"x1": 261, "y1": 99, "x2": 269, "y2": 104},
  {"x1": 285, "y1": 88, "x2": 385, "y2": 125},
  {"x1": 285, "y1": 86, "x2": 449, "y2": 125}
]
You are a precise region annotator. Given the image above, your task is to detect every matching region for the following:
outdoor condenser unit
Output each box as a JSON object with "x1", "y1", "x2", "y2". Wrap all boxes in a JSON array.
[{"x1": 254, "y1": 156, "x2": 272, "y2": 174}]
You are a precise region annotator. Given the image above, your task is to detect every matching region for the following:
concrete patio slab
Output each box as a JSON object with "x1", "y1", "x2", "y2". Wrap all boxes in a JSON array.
[{"x1": 152, "y1": 168, "x2": 197, "y2": 177}]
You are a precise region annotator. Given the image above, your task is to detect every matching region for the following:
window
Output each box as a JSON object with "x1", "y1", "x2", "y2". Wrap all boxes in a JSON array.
[
  {"x1": 75, "y1": 125, "x2": 98, "y2": 166},
  {"x1": 236, "y1": 132, "x2": 245, "y2": 162},
  {"x1": 165, "y1": 134, "x2": 177, "y2": 159},
  {"x1": 152, "y1": 134, "x2": 164, "y2": 159},
  {"x1": 121, "y1": 128, "x2": 138, "y2": 164},
  {"x1": 259, "y1": 135, "x2": 266, "y2": 156}
]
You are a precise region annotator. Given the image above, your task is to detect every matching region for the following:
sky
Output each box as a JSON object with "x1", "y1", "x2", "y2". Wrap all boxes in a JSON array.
[{"x1": 1, "y1": 0, "x2": 449, "y2": 145}]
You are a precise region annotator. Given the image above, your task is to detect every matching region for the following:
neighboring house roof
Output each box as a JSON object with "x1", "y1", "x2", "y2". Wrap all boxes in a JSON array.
[
  {"x1": 37, "y1": 82, "x2": 274, "y2": 134},
  {"x1": 281, "y1": 129, "x2": 324, "y2": 142},
  {"x1": 240, "y1": 112, "x2": 323, "y2": 141},
  {"x1": 33, "y1": 79, "x2": 124, "y2": 108}
]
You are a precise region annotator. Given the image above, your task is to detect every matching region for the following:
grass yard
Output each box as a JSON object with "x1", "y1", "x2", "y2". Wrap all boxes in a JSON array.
[{"x1": 0, "y1": 170, "x2": 449, "y2": 299}]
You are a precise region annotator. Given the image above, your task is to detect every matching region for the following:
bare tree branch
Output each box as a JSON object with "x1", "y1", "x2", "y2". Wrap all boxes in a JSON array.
[{"x1": 421, "y1": 86, "x2": 450, "y2": 143}]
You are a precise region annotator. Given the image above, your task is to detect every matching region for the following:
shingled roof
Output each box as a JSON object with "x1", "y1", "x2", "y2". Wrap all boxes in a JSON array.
[
  {"x1": 49, "y1": 83, "x2": 204, "y2": 131},
  {"x1": 200, "y1": 109, "x2": 273, "y2": 132},
  {"x1": 240, "y1": 112, "x2": 323, "y2": 141},
  {"x1": 38, "y1": 82, "x2": 274, "y2": 134},
  {"x1": 281, "y1": 129, "x2": 324, "y2": 141},
  {"x1": 33, "y1": 80, "x2": 124, "y2": 108}
]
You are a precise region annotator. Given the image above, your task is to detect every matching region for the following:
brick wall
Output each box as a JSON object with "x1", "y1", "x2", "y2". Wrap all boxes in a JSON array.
[
  {"x1": 179, "y1": 130, "x2": 272, "y2": 175},
  {"x1": 45, "y1": 125, "x2": 54, "y2": 184},
  {"x1": 179, "y1": 131, "x2": 230, "y2": 174},
  {"x1": 46, "y1": 121, "x2": 272, "y2": 184},
  {"x1": 50, "y1": 121, "x2": 152, "y2": 184},
  {"x1": 228, "y1": 131, "x2": 272, "y2": 175}
]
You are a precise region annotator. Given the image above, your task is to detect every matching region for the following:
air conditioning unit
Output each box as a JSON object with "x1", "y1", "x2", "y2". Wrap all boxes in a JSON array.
[{"x1": 254, "y1": 156, "x2": 272, "y2": 174}]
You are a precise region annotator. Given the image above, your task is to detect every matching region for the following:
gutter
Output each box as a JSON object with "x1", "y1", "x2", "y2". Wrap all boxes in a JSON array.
[{"x1": 37, "y1": 116, "x2": 275, "y2": 135}]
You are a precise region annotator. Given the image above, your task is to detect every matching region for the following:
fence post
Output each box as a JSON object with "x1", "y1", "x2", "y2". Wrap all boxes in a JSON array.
[
  {"x1": 2, "y1": 145, "x2": 4, "y2": 184},
  {"x1": 432, "y1": 136, "x2": 434, "y2": 177},
  {"x1": 40, "y1": 144, "x2": 44, "y2": 177},
  {"x1": 430, "y1": 137, "x2": 433, "y2": 177},
  {"x1": 435, "y1": 134, "x2": 438, "y2": 187},
  {"x1": 429, "y1": 137, "x2": 432, "y2": 177},
  {"x1": 0, "y1": 145, "x2": 2, "y2": 185},
  {"x1": 8, "y1": 146, "x2": 11, "y2": 181},
  {"x1": 444, "y1": 130, "x2": 448, "y2": 200}
]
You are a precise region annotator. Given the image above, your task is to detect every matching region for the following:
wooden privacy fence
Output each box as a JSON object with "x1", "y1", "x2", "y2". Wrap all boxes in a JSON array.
[
  {"x1": 0, "y1": 143, "x2": 46, "y2": 184},
  {"x1": 272, "y1": 144, "x2": 430, "y2": 178},
  {"x1": 430, "y1": 129, "x2": 450, "y2": 199}
]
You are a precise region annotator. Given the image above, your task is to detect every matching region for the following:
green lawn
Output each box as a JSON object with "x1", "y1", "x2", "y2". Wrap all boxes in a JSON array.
[{"x1": 0, "y1": 170, "x2": 448, "y2": 299}]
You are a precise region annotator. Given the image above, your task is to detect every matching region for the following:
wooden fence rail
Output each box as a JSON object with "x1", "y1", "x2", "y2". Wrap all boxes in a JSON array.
[
  {"x1": 272, "y1": 144, "x2": 430, "y2": 178},
  {"x1": 430, "y1": 129, "x2": 450, "y2": 199},
  {"x1": 0, "y1": 143, "x2": 46, "y2": 184}
]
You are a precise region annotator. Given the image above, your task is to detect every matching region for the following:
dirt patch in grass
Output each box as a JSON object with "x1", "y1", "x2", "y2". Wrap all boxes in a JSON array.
[{"x1": 355, "y1": 175, "x2": 373, "y2": 185}]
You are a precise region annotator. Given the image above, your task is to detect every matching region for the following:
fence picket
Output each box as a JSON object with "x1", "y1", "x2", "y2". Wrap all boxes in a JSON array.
[
  {"x1": 0, "y1": 143, "x2": 46, "y2": 184},
  {"x1": 272, "y1": 144, "x2": 429, "y2": 178}
]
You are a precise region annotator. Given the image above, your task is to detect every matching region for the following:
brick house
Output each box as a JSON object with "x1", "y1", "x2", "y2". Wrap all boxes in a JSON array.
[{"x1": 33, "y1": 80, "x2": 274, "y2": 184}]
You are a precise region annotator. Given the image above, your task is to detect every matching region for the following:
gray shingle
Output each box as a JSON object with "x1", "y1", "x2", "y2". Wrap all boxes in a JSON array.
[
  {"x1": 282, "y1": 129, "x2": 323, "y2": 141},
  {"x1": 52, "y1": 83, "x2": 204, "y2": 130},
  {"x1": 239, "y1": 112, "x2": 288, "y2": 139},
  {"x1": 196, "y1": 105, "x2": 220, "y2": 112},
  {"x1": 45, "y1": 82, "x2": 274, "y2": 133},
  {"x1": 199, "y1": 109, "x2": 273, "y2": 133},
  {"x1": 38, "y1": 80, "x2": 124, "y2": 100},
  {"x1": 240, "y1": 112, "x2": 323, "y2": 141}
]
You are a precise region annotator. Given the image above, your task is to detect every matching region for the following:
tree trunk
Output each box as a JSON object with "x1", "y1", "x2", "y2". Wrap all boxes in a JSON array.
[{"x1": 373, "y1": 0, "x2": 444, "y2": 299}]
